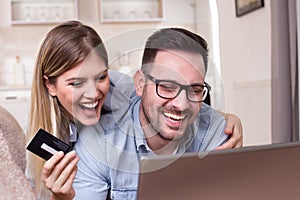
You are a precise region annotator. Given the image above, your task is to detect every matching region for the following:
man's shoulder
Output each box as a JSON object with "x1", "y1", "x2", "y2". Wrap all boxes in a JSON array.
[
  {"x1": 100, "y1": 107, "x2": 133, "y2": 132},
  {"x1": 77, "y1": 123, "x2": 105, "y2": 144},
  {"x1": 108, "y1": 70, "x2": 135, "y2": 99},
  {"x1": 77, "y1": 115, "x2": 141, "y2": 176},
  {"x1": 198, "y1": 103, "x2": 225, "y2": 124},
  {"x1": 188, "y1": 104, "x2": 227, "y2": 151},
  {"x1": 103, "y1": 70, "x2": 135, "y2": 112},
  {"x1": 101, "y1": 94, "x2": 141, "y2": 132}
]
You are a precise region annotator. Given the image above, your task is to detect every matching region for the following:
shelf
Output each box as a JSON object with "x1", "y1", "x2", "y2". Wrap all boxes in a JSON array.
[
  {"x1": 99, "y1": 0, "x2": 164, "y2": 23},
  {"x1": 101, "y1": 18, "x2": 163, "y2": 23},
  {"x1": 0, "y1": 85, "x2": 31, "y2": 91},
  {"x1": 10, "y1": 0, "x2": 78, "y2": 25}
]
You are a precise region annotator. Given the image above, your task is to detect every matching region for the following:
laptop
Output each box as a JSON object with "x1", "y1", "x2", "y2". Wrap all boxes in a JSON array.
[{"x1": 137, "y1": 142, "x2": 300, "y2": 200}]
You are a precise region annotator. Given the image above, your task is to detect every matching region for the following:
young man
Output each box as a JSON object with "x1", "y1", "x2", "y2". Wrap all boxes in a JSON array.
[{"x1": 73, "y1": 28, "x2": 242, "y2": 199}]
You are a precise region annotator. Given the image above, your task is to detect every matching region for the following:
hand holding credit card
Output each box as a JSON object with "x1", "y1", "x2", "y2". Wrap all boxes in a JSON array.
[{"x1": 26, "y1": 128, "x2": 72, "y2": 160}]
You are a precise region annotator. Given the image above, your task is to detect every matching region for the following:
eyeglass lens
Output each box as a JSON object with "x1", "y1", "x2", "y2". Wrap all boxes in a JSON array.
[{"x1": 157, "y1": 81, "x2": 208, "y2": 102}]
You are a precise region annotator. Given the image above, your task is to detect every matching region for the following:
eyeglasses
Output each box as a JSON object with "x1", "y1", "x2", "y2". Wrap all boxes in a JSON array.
[{"x1": 143, "y1": 71, "x2": 211, "y2": 102}]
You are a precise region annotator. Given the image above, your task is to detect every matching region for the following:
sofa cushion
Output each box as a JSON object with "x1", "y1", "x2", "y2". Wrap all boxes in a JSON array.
[
  {"x1": 0, "y1": 129, "x2": 36, "y2": 199},
  {"x1": 0, "y1": 106, "x2": 26, "y2": 172}
]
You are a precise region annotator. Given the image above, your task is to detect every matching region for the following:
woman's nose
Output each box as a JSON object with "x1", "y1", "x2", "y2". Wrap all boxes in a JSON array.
[{"x1": 83, "y1": 81, "x2": 100, "y2": 99}]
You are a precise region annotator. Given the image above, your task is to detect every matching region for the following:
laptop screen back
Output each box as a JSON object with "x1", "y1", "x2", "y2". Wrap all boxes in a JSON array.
[{"x1": 137, "y1": 142, "x2": 300, "y2": 200}]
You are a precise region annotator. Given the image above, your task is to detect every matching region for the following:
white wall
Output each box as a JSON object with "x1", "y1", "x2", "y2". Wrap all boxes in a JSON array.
[{"x1": 216, "y1": 0, "x2": 272, "y2": 146}]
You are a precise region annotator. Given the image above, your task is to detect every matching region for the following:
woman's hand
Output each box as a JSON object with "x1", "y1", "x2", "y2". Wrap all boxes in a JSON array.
[
  {"x1": 42, "y1": 150, "x2": 80, "y2": 200},
  {"x1": 217, "y1": 113, "x2": 243, "y2": 150}
]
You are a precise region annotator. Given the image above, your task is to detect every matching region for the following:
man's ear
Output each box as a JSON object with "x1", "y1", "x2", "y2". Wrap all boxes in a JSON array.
[
  {"x1": 134, "y1": 70, "x2": 145, "y2": 97},
  {"x1": 43, "y1": 75, "x2": 56, "y2": 97}
]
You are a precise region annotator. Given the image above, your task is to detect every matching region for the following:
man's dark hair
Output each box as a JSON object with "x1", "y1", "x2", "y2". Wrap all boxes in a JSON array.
[{"x1": 141, "y1": 28, "x2": 208, "y2": 71}]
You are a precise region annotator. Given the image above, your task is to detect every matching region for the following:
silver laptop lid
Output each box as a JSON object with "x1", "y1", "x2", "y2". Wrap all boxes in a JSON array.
[{"x1": 137, "y1": 142, "x2": 300, "y2": 200}]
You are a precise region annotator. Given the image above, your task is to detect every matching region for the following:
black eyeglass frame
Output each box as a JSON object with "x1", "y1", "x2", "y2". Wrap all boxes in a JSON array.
[{"x1": 143, "y1": 71, "x2": 211, "y2": 103}]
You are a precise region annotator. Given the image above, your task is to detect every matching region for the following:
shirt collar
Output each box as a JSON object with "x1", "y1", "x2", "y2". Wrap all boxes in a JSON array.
[
  {"x1": 69, "y1": 123, "x2": 78, "y2": 143},
  {"x1": 131, "y1": 97, "x2": 152, "y2": 153}
]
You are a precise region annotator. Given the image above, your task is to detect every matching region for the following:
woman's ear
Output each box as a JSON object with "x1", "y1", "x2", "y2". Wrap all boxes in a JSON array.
[
  {"x1": 43, "y1": 75, "x2": 56, "y2": 97},
  {"x1": 133, "y1": 70, "x2": 145, "y2": 97}
]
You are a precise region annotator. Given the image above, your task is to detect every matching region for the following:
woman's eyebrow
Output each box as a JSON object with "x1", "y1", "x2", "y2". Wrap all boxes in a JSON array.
[
  {"x1": 64, "y1": 69, "x2": 108, "y2": 82},
  {"x1": 65, "y1": 77, "x2": 85, "y2": 82}
]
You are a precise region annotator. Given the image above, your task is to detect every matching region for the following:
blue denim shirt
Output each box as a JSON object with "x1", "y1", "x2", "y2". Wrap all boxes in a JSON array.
[{"x1": 73, "y1": 71, "x2": 228, "y2": 200}]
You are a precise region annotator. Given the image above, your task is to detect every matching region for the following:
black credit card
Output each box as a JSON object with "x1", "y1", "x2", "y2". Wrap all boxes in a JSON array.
[{"x1": 26, "y1": 128, "x2": 72, "y2": 160}]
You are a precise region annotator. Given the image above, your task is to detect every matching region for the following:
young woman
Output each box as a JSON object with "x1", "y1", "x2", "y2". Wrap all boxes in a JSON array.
[{"x1": 26, "y1": 20, "x2": 110, "y2": 200}]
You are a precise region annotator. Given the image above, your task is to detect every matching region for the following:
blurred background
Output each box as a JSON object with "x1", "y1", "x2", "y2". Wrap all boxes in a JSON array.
[{"x1": 0, "y1": 0, "x2": 298, "y2": 147}]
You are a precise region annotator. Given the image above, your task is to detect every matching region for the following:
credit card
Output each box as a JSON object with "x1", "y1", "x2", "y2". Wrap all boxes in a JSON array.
[{"x1": 26, "y1": 128, "x2": 72, "y2": 160}]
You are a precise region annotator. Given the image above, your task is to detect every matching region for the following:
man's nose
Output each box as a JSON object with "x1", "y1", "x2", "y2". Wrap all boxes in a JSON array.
[{"x1": 171, "y1": 89, "x2": 189, "y2": 110}]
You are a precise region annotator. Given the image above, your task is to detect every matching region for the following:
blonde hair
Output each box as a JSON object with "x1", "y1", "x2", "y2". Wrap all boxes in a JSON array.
[{"x1": 26, "y1": 20, "x2": 108, "y2": 197}]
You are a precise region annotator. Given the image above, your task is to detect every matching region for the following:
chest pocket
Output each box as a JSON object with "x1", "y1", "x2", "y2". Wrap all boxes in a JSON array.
[
  {"x1": 110, "y1": 189, "x2": 137, "y2": 200},
  {"x1": 110, "y1": 171, "x2": 139, "y2": 200}
]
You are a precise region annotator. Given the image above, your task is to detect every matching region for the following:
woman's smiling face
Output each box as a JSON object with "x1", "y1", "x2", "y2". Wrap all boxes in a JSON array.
[{"x1": 46, "y1": 52, "x2": 110, "y2": 126}]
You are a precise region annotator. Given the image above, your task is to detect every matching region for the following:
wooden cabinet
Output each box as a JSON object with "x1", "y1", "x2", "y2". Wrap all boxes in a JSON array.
[
  {"x1": 10, "y1": 0, "x2": 78, "y2": 25},
  {"x1": 99, "y1": 0, "x2": 164, "y2": 23}
]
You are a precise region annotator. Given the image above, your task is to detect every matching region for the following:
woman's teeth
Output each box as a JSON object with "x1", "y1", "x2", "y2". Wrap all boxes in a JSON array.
[{"x1": 81, "y1": 101, "x2": 98, "y2": 109}]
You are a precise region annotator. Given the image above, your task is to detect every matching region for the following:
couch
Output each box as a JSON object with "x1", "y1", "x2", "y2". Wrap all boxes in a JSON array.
[{"x1": 0, "y1": 105, "x2": 36, "y2": 199}]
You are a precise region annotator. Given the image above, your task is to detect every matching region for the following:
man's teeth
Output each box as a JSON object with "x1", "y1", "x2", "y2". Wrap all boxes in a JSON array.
[
  {"x1": 164, "y1": 112, "x2": 184, "y2": 120},
  {"x1": 81, "y1": 102, "x2": 98, "y2": 108}
]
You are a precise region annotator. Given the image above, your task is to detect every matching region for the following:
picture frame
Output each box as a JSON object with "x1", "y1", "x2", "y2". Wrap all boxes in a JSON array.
[{"x1": 235, "y1": 0, "x2": 264, "y2": 17}]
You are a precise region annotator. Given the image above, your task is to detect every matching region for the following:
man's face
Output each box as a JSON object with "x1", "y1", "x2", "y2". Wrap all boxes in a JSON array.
[{"x1": 136, "y1": 50, "x2": 206, "y2": 142}]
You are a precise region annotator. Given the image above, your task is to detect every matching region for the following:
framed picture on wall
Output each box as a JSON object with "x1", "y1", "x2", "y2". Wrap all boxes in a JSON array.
[{"x1": 235, "y1": 0, "x2": 264, "y2": 17}]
